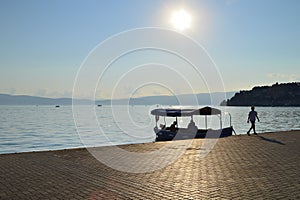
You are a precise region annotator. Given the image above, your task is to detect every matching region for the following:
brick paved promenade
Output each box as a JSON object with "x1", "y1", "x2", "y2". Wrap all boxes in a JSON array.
[{"x1": 0, "y1": 131, "x2": 299, "y2": 199}]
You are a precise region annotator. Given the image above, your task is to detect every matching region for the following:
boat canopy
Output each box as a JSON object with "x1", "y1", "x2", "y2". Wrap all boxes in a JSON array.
[{"x1": 151, "y1": 106, "x2": 221, "y2": 117}]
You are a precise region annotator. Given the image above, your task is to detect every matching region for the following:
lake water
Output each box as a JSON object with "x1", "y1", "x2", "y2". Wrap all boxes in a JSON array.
[{"x1": 0, "y1": 105, "x2": 299, "y2": 154}]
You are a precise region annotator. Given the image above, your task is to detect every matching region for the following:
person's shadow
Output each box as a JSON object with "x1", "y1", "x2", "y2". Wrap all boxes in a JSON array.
[{"x1": 257, "y1": 135, "x2": 285, "y2": 145}]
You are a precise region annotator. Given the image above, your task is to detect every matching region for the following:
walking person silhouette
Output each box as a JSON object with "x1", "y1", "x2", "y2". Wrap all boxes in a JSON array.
[{"x1": 247, "y1": 106, "x2": 260, "y2": 135}]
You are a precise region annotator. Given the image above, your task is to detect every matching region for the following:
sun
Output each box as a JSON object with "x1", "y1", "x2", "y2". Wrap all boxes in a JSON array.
[{"x1": 171, "y1": 9, "x2": 192, "y2": 31}]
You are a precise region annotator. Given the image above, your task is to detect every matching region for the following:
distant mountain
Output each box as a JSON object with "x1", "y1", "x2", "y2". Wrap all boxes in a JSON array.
[
  {"x1": 98, "y1": 92, "x2": 236, "y2": 106},
  {"x1": 0, "y1": 94, "x2": 90, "y2": 105},
  {"x1": 220, "y1": 82, "x2": 300, "y2": 107},
  {"x1": 0, "y1": 92, "x2": 235, "y2": 106}
]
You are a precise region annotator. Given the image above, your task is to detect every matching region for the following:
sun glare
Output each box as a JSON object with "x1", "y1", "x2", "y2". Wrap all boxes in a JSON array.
[{"x1": 171, "y1": 9, "x2": 192, "y2": 31}]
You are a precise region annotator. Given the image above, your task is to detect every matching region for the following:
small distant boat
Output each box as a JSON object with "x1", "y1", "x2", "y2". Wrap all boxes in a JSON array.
[
  {"x1": 97, "y1": 104, "x2": 102, "y2": 107},
  {"x1": 55, "y1": 105, "x2": 60, "y2": 108},
  {"x1": 151, "y1": 106, "x2": 234, "y2": 141}
]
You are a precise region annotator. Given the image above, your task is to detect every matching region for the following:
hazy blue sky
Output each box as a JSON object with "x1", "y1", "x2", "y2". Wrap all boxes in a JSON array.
[{"x1": 0, "y1": 0, "x2": 299, "y2": 98}]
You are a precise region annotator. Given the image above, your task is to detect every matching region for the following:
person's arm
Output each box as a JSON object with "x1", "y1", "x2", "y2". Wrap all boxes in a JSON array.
[
  {"x1": 247, "y1": 113, "x2": 250, "y2": 123},
  {"x1": 256, "y1": 114, "x2": 260, "y2": 122}
]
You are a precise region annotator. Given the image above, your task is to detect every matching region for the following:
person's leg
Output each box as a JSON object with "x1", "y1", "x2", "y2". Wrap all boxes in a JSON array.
[
  {"x1": 252, "y1": 122, "x2": 257, "y2": 135},
  {"x1": 247, "y1": 124, "x2": 252, "y2": 135}
]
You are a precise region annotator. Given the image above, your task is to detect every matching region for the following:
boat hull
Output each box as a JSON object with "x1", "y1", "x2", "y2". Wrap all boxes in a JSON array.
[{"x1": 155, "y1": 126, "x2": 233, "y2": 141}]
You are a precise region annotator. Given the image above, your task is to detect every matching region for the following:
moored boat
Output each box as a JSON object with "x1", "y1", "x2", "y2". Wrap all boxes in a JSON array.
[{"x1": 151, "y1": 106, "x2": 234, "y2": 141}]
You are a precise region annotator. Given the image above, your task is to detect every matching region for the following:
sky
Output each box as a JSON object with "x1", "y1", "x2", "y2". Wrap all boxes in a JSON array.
[{"x1": 0, "y1": 0, "x2": 299, "y2": 99}]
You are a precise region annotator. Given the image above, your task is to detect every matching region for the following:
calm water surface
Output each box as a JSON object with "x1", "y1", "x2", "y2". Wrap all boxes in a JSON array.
[{"x1": 0, "y1": 105, "x2": 299, "y2": 154}]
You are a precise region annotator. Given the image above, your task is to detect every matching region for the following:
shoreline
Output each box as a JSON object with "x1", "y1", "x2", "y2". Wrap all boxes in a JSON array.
[{"x1": 1, "y1": 130, "x2": 299, "y2": 156}]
